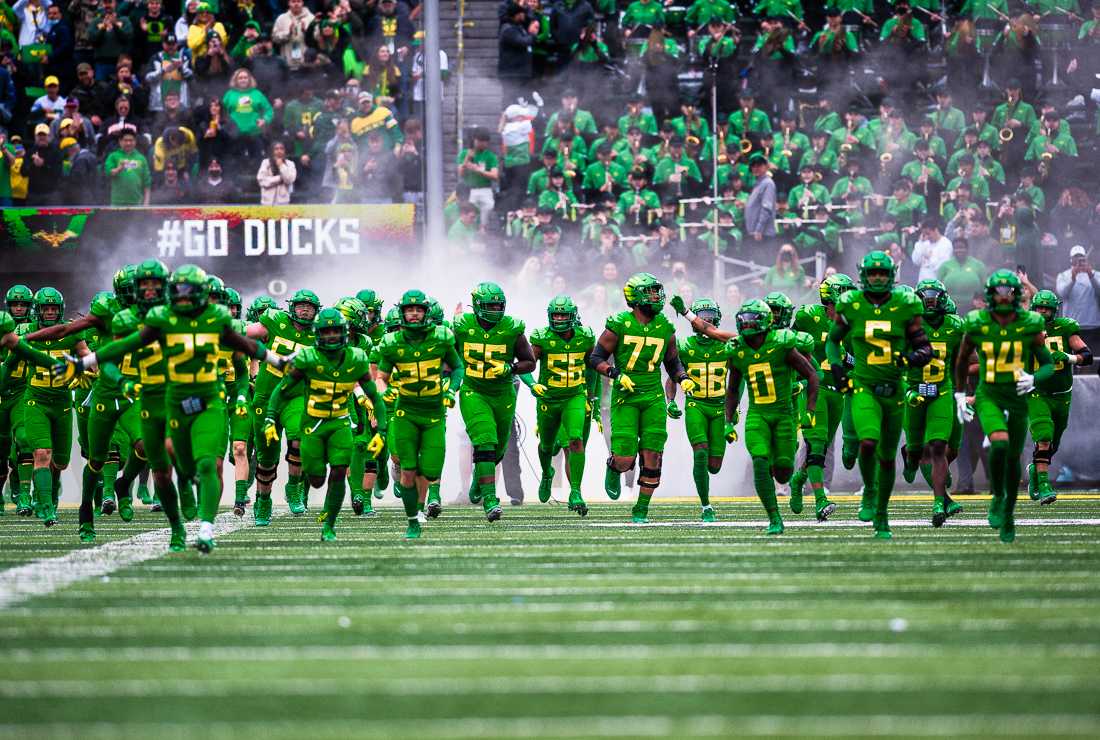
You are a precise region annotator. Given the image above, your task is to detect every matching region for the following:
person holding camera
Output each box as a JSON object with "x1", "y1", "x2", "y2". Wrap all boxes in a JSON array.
[{"x1": 1056, "y1": 246, "x2": 1100, "y2": 352}]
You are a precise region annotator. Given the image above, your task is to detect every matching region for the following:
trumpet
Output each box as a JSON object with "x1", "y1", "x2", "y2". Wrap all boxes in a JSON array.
[
  {"x1": 740, "y1": 138, "x2": 753, "y2": 154},
  {"x1": 999, "y1": 127, "x2": 1014, "y2": 143}
]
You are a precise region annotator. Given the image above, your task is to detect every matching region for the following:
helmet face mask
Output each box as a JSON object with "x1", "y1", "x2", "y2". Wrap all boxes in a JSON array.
[
  {"x1": 355, "y1": 289, "x2": 384, "y2": 328},
  {"x1": 689, "y1": 297, "x2": 721, "y2": 330},
  {"x1": 735, "y1": 300, "x2": 772, "y2": 337},
  {"x1": 168, "y1": 265, "x2": 209, "y2": 316},
  {"x1": 334, "y1": 297, "x2": 368, "y2": 335},
  {"x1": 398, "y1": 290, "x2": 431, "y2": 331},
  {"x1": 225, "y1": 288, "x2": 242, "y2": 318},
  {"x1": 288, "y1": 289, "x2": 321, "y2": 327},
  {"x1": 1031, "y1": 289, "x2": 1060, "y2": 323},
  {"x1": 113, "y1": 265, "x2": 136, "y2": 307},
  {"x1": 547, "y1": 295, "x2": 579, "y2": 333},
  {"x1": 34, "y1": 287, "x2": 65, "y2": 326},
  {"x1": 763, "y1": 292, "x2": 793, "y2": 329},
  {"x1": 247, "y1": 296, "x2": 278, "y2": 323},
  {"x1": 915, "y1": 279, "x2": 947, "y2": 316},
  {"x1": 859, "y1": 252, "x2": 896, "y2": 295},
  {"x1": 985, "y1": 269, "x2": 1022, "y2": 315},
  {"x1": 384, "y1": 306, "x2": 401, "y2": 333},
  {"x1": 6, "y1": 284, "x2": 33, "y2": 319},
  {"x1": 314, "y1": 308, "x2": 348, "y2": 352},
  {"x1": 133, "y1": 259, "x2": 169, "y2": 310},
  {"x1": 472, "y1": 282, "x2": 507, "y2": 325},
  {"x1": 821, "y1": 273, "x2": 855, "y2": 305}
]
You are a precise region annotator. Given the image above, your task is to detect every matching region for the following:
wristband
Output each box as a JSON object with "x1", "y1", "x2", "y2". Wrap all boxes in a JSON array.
[
  {"x1": 684, "y1": 311, "x2": 697, "y2": 322},
  {"x1": 82, "y1": 352, "x2": 99, "y2": 371},
  {"x1": 606, "y1": 366, "x2": 620, "y2": 380}
]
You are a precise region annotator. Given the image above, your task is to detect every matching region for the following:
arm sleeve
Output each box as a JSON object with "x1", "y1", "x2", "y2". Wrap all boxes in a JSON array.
[
  {"x1": 359, "y1": 376, "x2": 387, "y2": 432},
  {"x1": 96, "y1": 327, "x2": 158, "y2": 365},
  {"x1": 9, "y1": 340, "x2": 60, "y2": 369},
  {"x1": 661, "y1": 336, "x2": 687, "y2": 381},
  {"x1": 100, "y1": 361, "x2": 124, "y2": 389},
  {"x1": 1032, "y1": 339, "x2": 1055, "y2": 383},
  {"x1": 266, "y1": 370, "x2": 302, "y2": 419},
  {"x1": 825, "y1": 319, "x2": 850, "y2": 368},
  {"x1": 443, "y1": 343, "x2": 464, "y2": 391}
]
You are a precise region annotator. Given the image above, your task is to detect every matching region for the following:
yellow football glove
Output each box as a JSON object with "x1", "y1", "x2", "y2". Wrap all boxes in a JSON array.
[
  {"x1": 442, "y1": 390, "x2": 456, "y2": 408},
  {"x1": 531, "y1": 383, "x2": 548, "y2": 397},
  {"x1": 724, "y1": 421, "x2": 739, "y2": 443},
  {"x1": 679, "y1": 376, "x2": 698, "y2": 395},
  {"x1": 68, "y1": 374, "x2": 92, "y2": 390},
  {"x1": 262, "y1": 419, "x2": 279, "y2": 444},
  {"x1": 382, "y1": 386, "x2": 399, "y2": 404},
  {"x1": 366, "y1": 432, "x2": 385, "y2": 458},
  {"x1": 800, "y1": 409, "x2": 816, "y2": 429},
  {"x1": 121, "y1": 380, "x2": 143, "y2": 401},
  {"x1": 615, "y1": 373, "x2": 636, "y2": 393}
]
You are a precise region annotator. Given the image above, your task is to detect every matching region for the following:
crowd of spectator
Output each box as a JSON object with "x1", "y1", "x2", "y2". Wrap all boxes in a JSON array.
[
  {"x1": 437, "y1": 0, "x2": 1100, "y2": 322},
  {"x1": 0, "y1": 0, "x2": 437, "y2": 205}
]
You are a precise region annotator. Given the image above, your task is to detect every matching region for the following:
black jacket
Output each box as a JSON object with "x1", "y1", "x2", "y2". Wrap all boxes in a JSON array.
[{"x1": 498, "y1": 21, "x2": 534, "y2": 79}]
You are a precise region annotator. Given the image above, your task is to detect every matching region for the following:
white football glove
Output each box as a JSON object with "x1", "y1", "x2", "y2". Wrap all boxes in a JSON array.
[
  {"x1": 954, "y1": 392, "x2": 974, "y2": 424},
  {"x1": 1015, "y1": 370, "x2": 1035, "y2": 396}
]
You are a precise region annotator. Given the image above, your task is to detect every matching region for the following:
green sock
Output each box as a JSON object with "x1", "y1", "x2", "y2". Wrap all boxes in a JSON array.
[
  {"x1": 467, "y1": 474, "x2": 479, "y2": 500},
  {"x1": 857, "y1": 452, "x2": 878, "y2": 498},
  {"x1": 632, "y1": 492, "x2": 652, "y2": 517},
  {"x1": 537, "y1": 447, "x2": 553, "y2": 478},
  {"x1": 989, "y1": 442, "x2": 1008, "y2": 503},
  {"x1": 1036, "y1": 468, "x2": 1050, "y2": 488},
  {"x1": 196, "y1": 458, "x2": 221, "y2": 523},
  {"x1": 101, "y1": 457, "x2": 120, "y2": 500},
  {"x1": 324, "y1": 477, "x2": 345, "y2": 526},
  {"x1": 235, "y1": 480, "x2": 248, "y2": 503},
  {"x1": 427, "y1": 482, "x2": 441, "y2": 504},
  {"x1": 395, "y1": 482, "x2": 418, "y2": 520},
  {"x1": 32, "y1": 468, "x2": 52, "y2": 512},
  {"x1": 807, "y1": 464, "x2": 826, "y2": 503},
  {"x1": 752, "y1": 457, "x2": 778, "y2": 515},
  {"x1": 349, "y1": 446, "x2": 365, "y2": 498},
  {"x1": 876, "y1": 463, "x2": 895, "y2": 516},
  {"x1": 475, "y1": 460, "x2": 497, "y2": 506},
  {"x1": 566, "y1": 449, "x2": 585, "y2": 494},
  {"x1": 79, "y1": 464, "x2": 98, "y2": 525},
  {"x1": 155, "y1": 476, "x2": 181, "y2": 525},
  {"x1": 50, "y1": 468, "x2": 61, "y2": 506},
  {"x1": 1004, "y1": 454, "x2": 1022, "y2": 520},
  {"x1": 19, "y1": 459, "x2": 33, "y2": 498},
  {"x1": 691, "y1": 448, "x2": 710, "y2": 506},
  {"x1": 286, "y1": 474, "x2": 302, "y2": 499},
  {"x1": 177, "y1": 476, "x2": 193, "y2": 506}
]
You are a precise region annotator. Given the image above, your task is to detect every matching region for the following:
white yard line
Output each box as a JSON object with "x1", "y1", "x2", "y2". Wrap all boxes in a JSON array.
[
  {"x1": 587, "y1": 518, "x2": 1100, "y2": 528},
  {"x1": 0, "y1": 511, "x2": 266, "y2": 610}
]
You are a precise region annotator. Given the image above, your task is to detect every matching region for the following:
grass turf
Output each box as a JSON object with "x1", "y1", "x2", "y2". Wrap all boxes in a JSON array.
[{"x1": 1, "y1": 496, "x2": 1099, "y2": 738}]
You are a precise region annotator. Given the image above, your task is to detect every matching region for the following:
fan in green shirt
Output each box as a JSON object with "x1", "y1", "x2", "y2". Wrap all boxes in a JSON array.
[{"x1": 104, "y1": 132, "x2": 151, "y2": 206}]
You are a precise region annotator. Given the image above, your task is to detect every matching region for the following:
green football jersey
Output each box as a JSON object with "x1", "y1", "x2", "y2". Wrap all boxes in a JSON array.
[
  {"x1": 0, "y1": 311, "x2": 14, "y2": 336},
  {"x1": 117, "y1": 307, "x2": 169, "y2": 397},
  {"x1": 253, "y1": 309, "x2": 315, "y2": 398},
  {"x1": 728, "y1": 329, "x2": 799, "y2": 413},
  {"x1": 377, "y1": 325, "x2": 458, "y2": 413},
  {"x1": 906, "y1": 313, "x2": 965, "y2": 395},
  {"x1": 88, "y1": 292, "x2": 120, "y2": 348},
  {"x1": 530, "y1": 325, "x2": 596, "y2": 401},
  {"x1": 144, "y1": 302, "x2": 235, "y2": 403},
  {"x1": 963, "y1": 309, "x2": 1045, "y2": 390},
  {"x1": 793, "y1": 303, "x2": 853, "y2": 391},
  {"x1": 836, "y1": 288, "x2": 923, "y2": 385},
  {"x1": 1034, "y1": 316, "x2": 1079, "y2": 395},
  {"x1": 678, "y1": 334, "x2": 736, "y2": 405},
  {"x1": 605, "y1": 310, "x2": 677, "y2": 399},
  {"x1": 452, "y1": 313, "x2": 526, "y2": 396},
  {"x1": 291, "y1": 346, "x2": 371, "y2": 420},
  {"x1": 17, "y1": 320, "x2": 81, "y2": 403},
  {"x1": 215, "y1": 317, "x2": 247, "y2": 388}
]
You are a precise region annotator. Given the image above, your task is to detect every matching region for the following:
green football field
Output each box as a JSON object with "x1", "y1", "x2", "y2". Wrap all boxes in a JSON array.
[{"x1": 2, "y1": 495, "x2": 1099, "y2": 738}]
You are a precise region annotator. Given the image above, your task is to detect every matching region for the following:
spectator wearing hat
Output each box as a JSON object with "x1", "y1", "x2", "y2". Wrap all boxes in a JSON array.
[
  {"x1": 243, "y1": 28, "x2": 289, "y2": 93},
  {"x1": 49, "y1": 109, "x2": 93, "y2": 147},
  {"x1": 13, "y1": 0, "x2": 49, "y2": 49},
  {"x1": 104, "y1": 130, "x2": 150, "y2": 205},
  {"x1": 187, "y1": 2, "x2": 227, "y2": 58},
  {"x1": 58, "y1": 133, "x2": 97, "y2": 204},
  {"x1": 224, "y1": 0, "x2": 270, "y2": 42},
  {"x1": 152, "y1": 125, "x2": 197, "y2": 175},
  {"x1": 1057, "y1": 246, "x2": 1100, "y2": 350},
  {"x1": 69, "y1": 63, "x2": 111, "y2": 127},
  {"x1": 31, "y1": 75, "x2": 66, "y2": 122},
  {"x1": 358, "y1": 129, "x2": 400, "y2": 203},
  {"x1": 457, "y1": 129, "x2": 499, "y2": 225},
  {"x1": 89, "y1": 0, "x2": 133, "y2": 80},
  {"x1": 349, "y1": 90, "x2": 402, "y2": 148},
  {"x1": 256, "y1": 139, "x2": 295, "y2": 205},
  {"x1": 230, "y1": 20, "x2": 263, "y2": 63},
  {"x1": 745, "y1": 154, "x2": 776, "y2": 253},
  {"x1": 222, "y1": 67, "x2": 271, "y2": 160},
  {"x1": 498, "y1": 3, "x2": 538, "y2": 105},
  {"x1": 26, "y1": 122, "x2": 62, "y2": 205},
  {"x1": 272, "y1": 0, "x2": 313, "y2": 72},
  {"x1": 193, "y1": 27, "x2": 234, "y2": 99},
  {"x1": 146, "y1": 33, "x2": 193, "y2": 111}
]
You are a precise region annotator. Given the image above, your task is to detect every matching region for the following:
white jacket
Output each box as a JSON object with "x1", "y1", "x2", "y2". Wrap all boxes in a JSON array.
[{"x1": 257, "y1": 158, "x2": 296, "y2": 205}]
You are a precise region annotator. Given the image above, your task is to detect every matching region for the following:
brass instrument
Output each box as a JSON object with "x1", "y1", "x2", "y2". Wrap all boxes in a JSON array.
[
  {"x1": 740, "y1": 138, "x2": 753, "y2": 154},
  {"x1": 781, "y1": 128, "x2": 792, "y2": 158},
  {"x1": 999, "y1": 127, "x2": 1014, "y2": 142},
  {"x1": 633, "y1": 192, "x2": 643, "y2": 225},
  {"x1": 1040, "y1": 151, "x2": 1054, "y2": 161}
]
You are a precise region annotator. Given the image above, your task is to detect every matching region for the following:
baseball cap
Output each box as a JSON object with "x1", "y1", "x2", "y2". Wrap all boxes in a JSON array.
[
  {"x1": 44, "y1": 75, "x2": 59, "y2": 87},
  {"x1": 34, "y1": 123, "x2": 50, "y2": 135},
  {"x1": 64, "y1": 97, "x2": 79, "y2": 108},
  {"x1": 59, "y1": 137, "x2": 77, "y2": 150},
  {"x1": 1070, "y1": 245, "x2": 1087, "y2": 258},
  {"x1": 60, "y1": 117, "x2": 74, "y2": 129},
  {"x1": 358, "y1": 91, "x2": 373, "y2": 102}
]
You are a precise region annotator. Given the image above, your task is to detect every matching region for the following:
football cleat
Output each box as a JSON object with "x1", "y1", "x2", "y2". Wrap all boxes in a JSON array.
[
  {"x1": 987, "y1": 496, "x2": 1006, "y2": 529},
  {"x1": 857, "y1": 487, "x2": 875, "y2": 522},
  {"x1": 16, "y1": 492, "x2": 32, "y2": 516},
  {"x1": 604, "y1": 467, "x2": 621, "y2": 501},
  {"x1": 232, "y1": 499, "x2": 246, "y2": 518},
  {"x1": 873, "y1": 513, "x2": 892, "y2": 539},
  {"x1": 286, "y1": 487, "x2": 305, "y2": 516},
  {"x1": 168, "y1": 523, "x2": 186, "y2": 552},
  {"x1": 351, "y1": 494, "x2": 365, "y2": 516},
  {"x1": 701, "y1": 506, "x2": 717, "y2": 523},
  {"x1": 253, "y1": 496, "x2": 272, "y2": 527},
  {"x1": 765, "y1": 514, "x2": 784, "y2": 535},
  {"x1": 486, "y1": 506, "x2": 503, "y2": 523},
  {"x1": 568, "y1": 492, "x2": 588, "y2": 517},
  {"x1": 118, "y1": 496, "x2": 134, "y2": 522},
  {"x1": 426, "y1": 501, "x2": 442, "y2": 519},
  {"x1": 538, "y1": 474, "x2": 553, "y2": 504},
  {"x1": 404, "y1": 521, "x2": 422, "y2": 539},
  {"x1": 815, "y1": 501, "x2": 837, "y2": 522},
  {"x1": 1027, "y1": 462, "x2": 1039, "y2": 501},
  {"x1": 944, "y1": 496, "x2": 963, "y2": 518},
  {"x1": 78, "y1": 523, "x2": 96, "y2": 543},
  {"x1": 100, "y1": 495, "x2": 117, "y2": 516},
  {"x1": 932, "y1": 499, "x2": 947, "y2": 528},
  {"x1": 999, "y1": 519, "x2": 1016, "y2": 543},
  {"x1": 321, "y1": 524, "x2": 337, "y2": 542},
  {"x1": 195, "y1": 522, "x2": 215, "y2": 554}
]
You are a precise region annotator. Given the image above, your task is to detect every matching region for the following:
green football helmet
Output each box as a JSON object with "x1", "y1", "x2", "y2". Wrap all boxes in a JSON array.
[
  {"x1": 314, "y1": 307, "x2": 349, "y2": 352},
  {"x1": 735, "y1": 299, "x2": 772, "y2": 336},
  {"x1": 398, "y1": 289, "x2": 432, "y2": 331},
  {"x1": 915, "y1": 279, "x2": 948, "y2": 316},
  {"x1": 427, "y1": 298, "x2": 445, "y2": 326},
  {"x1": 820, "y1": 273, "x2": 855, "y2": 305},
  {"x1": 944, "y1": 295, "x2": 958, "y2": 315},
  {"x1": 5, "y1": 284, "x2": 34, "y2": 319},
  {"x1": 985, "y1": 269, "x2": 1022, "y2": 315},
  {"x1": 247, "y1": 295, "x2": 278, "y2": 322},
  {"x1": 472, "y1": 282, "x2": 507, "y2": 324},
  {"x1": 384, "y1": 306, "x2": 402, "y2": 333},
  {"x1": 623, "y1": 272, "x2": 666, "y2": 314},
  {"x1": 34, "y1": 287, "x2": 65, "y2": 326},
  {"x1": 355, "y1": 289, "x2": 384, "y2": 327},
  {"x1": 132, "y1": 259, "x2": 169, "y2": 309},
  {"x1": 113, "y1": 265, "x2": 136, "y2": 308},
  {"x1": 763, "y1": 292, "x2": 794, "y2": 329},
  {"x1": 206, "y1": 275, "x2": 227, "y2": 305},
  {"x1": 1031, "y1": 289, "x2": 1061, "y2": 322},
  {"x1": 224, "y1": 287, "x2": 242, "y2": 318},
  {"x1": 168, "y1": 264, "x2": 209, "y2": 316},
  {"x1": 288, "y1": 289, "x2": 321, "y2": 326},
  {"x1": 334, "y1": 296, "x2": 368, "y2": 334},
  {"x1": 690, "y1": 297, "x2": 722, "y2": 328},
  {"x1": 111, "y1": 308, "x2": 141, "y2": 338},
  {"x1": 547, "y1": 294, "x2": 580, "y2": 332},
  {"x1": 859, "y1": 251, "x2": 896, "y2": 294}
]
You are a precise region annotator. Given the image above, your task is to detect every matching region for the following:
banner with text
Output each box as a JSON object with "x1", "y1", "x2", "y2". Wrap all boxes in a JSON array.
[{"x1": 0, "y1": 204, "x2": 417, "y2": 307}]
